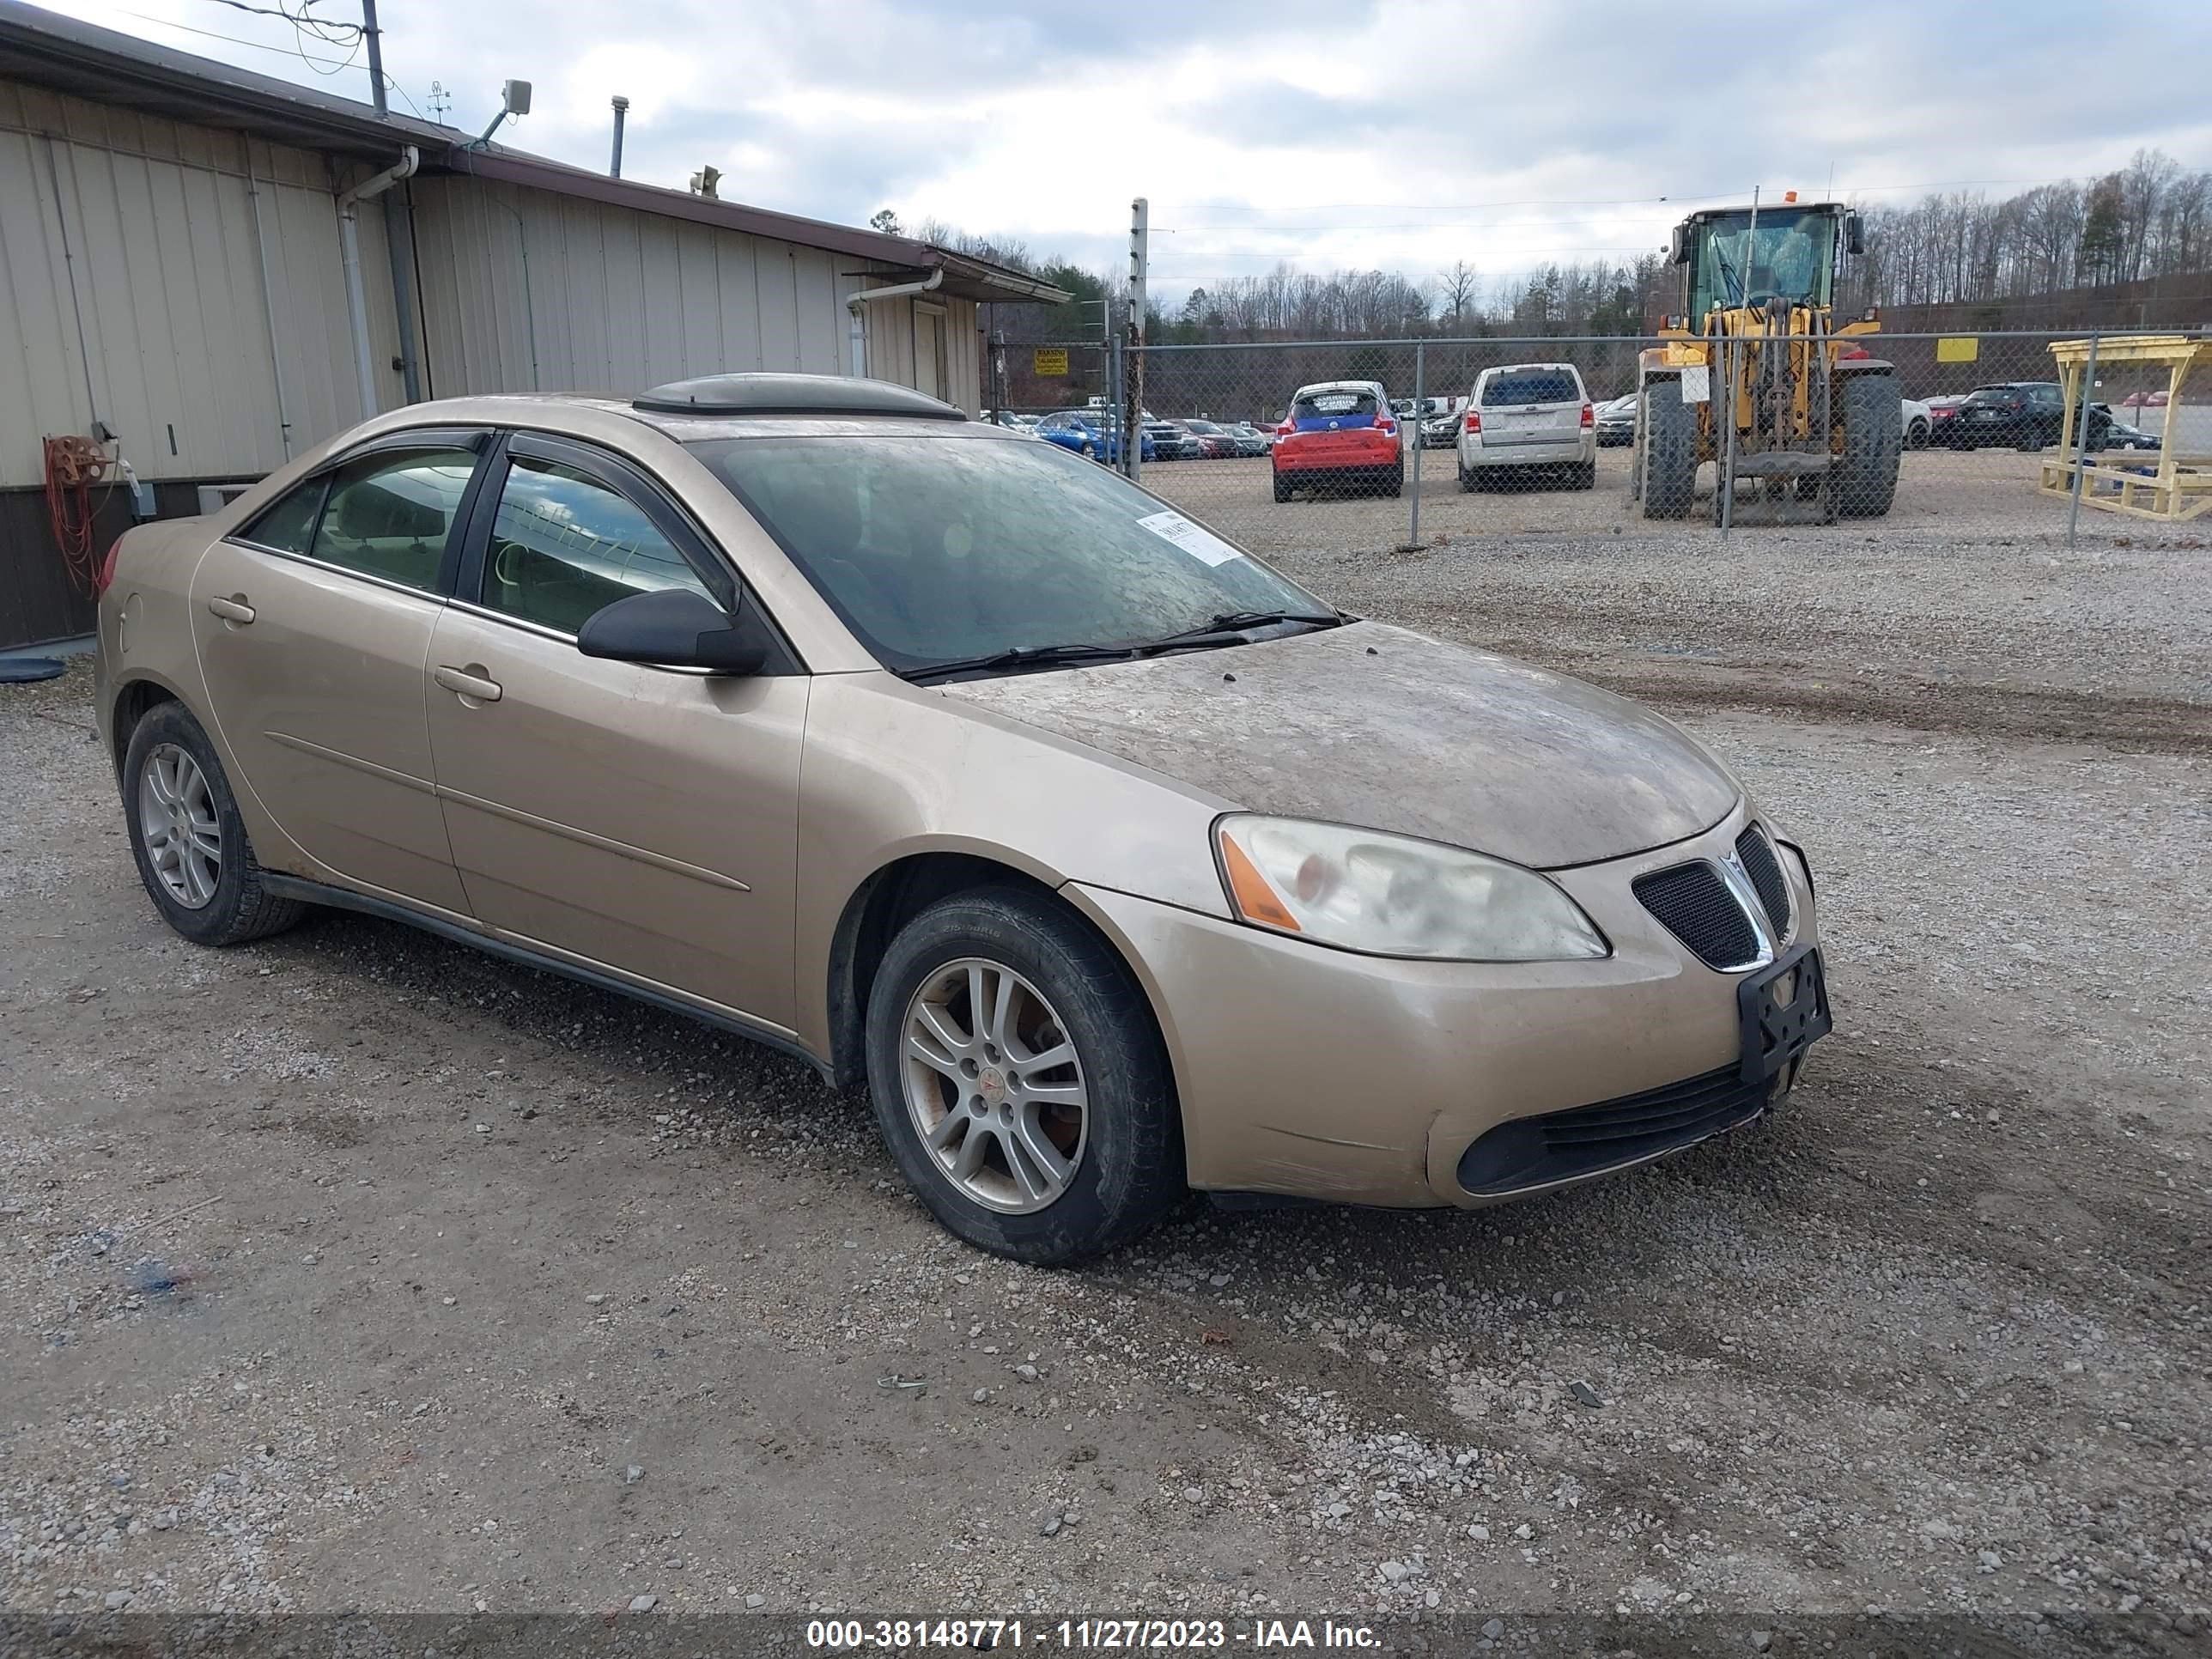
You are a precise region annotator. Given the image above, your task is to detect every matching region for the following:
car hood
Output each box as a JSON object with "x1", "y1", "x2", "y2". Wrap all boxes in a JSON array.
[{"x1": 940, "y1": 621, "x2": 1739, "y2": 868}]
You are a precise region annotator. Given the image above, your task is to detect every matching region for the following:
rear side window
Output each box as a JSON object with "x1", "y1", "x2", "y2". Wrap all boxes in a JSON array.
[
  {"x1": 313, "y1": 449, "x2": 477, "y2": 592},
  {"x1": 240, "y1": 478, "x2": 325, "y2": 555},
  {"x1": 1482, "y1": 371, "x2": 1581, "y2": 407}
]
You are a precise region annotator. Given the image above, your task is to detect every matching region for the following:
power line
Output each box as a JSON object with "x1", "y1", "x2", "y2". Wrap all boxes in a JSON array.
[
  {"x1": 1158, "y1": 176, "x2": 2112, "y2": 219},
  {"x1": 118, "y1": 7, "x2": 356, "y2": 68},
  {"x1": 200, "y1": 0, "x2": 360, "y2": 38},
  {"x1": 121, "y1": 6, "x2": 426, "y2": 114}
]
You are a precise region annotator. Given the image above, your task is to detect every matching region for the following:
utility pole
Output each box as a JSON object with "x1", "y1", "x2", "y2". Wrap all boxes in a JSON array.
[
  {"x1": 361, "y1": 0, "x2": 386, "y2": 115},
  {"x1": 1124, "y1": 197, "x2": 1147, "y2": 482}
]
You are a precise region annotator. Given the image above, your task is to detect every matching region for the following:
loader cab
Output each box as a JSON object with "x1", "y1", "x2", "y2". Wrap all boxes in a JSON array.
[{"x1": 1668, "y1": 203, "x2": 1861, "y2": 320}]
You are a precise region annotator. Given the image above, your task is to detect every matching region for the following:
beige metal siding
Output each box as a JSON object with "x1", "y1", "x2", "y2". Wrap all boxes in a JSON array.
[
  {"x1": 408, "y1": 176, "x2": 992, "y2": 404},
  {"x1": 0, "y1": 78, "x2": 400, "y2": 488},
  {"x1": 412, "y1": 175, "x2": 878, "y2": 395}
]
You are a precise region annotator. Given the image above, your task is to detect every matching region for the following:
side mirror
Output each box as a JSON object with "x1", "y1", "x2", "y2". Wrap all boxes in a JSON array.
[
  {"x1": 1844, "y1": 211, "x2": 1864, "y2": 256},
  {"x1": 1667, "y1": 225, "x2": 1687, "y2": 264},
  {"x1": 575, "y1": 586, "x2": 767, "y2": 675}
]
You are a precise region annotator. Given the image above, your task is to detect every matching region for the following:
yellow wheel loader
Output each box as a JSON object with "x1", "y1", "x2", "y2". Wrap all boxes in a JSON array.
[{"x1": 1638, "y1": 199, "x2": 1901, "y2": 523}]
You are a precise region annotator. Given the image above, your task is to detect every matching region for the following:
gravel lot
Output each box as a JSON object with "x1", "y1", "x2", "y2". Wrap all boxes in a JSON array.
[
  {"x1": 1146, "y1": 444, "x2": 2197, "y2": 564},
  {"x1": 4, "y1": 495, "x2": 2208, "y2": 1650}
]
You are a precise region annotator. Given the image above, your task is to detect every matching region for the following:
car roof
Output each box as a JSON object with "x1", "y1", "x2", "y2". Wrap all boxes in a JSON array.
[{"x1": 1291, "y1": 380, "x2": 1384, "y2": 398}]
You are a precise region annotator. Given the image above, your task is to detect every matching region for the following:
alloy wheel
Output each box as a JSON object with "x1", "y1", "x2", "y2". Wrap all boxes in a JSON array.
[
  {"x1": 901, "y1": 957, "x2": 1088, "y2": 1213},
  {"x1": 138, "y1": 742, "x2": 221, "y2": 908}
]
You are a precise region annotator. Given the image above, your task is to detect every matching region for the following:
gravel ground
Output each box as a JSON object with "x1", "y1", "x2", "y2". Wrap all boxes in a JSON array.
[{"x1": 3, "y1": 502, "x2": 2208, "y2": 1650}]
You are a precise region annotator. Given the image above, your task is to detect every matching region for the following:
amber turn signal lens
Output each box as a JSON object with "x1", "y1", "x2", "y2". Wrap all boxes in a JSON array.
[{"x1": 1218, "y1": 830, "x2": 1300, "y2": 932}]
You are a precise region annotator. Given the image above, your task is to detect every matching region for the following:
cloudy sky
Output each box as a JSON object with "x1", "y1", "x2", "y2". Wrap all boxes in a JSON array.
[{"x1": 35, "y1": 0, "x2": 2212, "y2": 306}]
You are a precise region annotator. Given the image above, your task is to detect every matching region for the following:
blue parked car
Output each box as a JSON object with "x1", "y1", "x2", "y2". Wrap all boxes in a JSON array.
[{"x1": 1035, "y1": 409, "x2": 1156, "y2": 464}]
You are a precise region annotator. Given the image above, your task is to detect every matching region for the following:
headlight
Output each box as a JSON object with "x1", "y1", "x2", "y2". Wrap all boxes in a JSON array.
[{"x1": 1214, "y1": 815, "x2": 1608, "y2": 962}]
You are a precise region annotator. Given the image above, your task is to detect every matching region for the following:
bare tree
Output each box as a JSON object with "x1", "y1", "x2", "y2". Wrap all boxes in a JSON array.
[{"x1": 1434, "y1": 259, "x2": 1479, "y2": 330}]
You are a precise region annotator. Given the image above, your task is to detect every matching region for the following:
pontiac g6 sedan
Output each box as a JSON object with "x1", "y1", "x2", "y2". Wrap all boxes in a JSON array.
[{"x1": 95, "y1": 373, "x2": 1830, "y2": 1264}]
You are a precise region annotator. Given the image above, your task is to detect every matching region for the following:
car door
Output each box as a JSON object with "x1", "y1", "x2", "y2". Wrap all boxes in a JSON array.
[
  {"x1": 422, "y1": 431, "x2": 808, "y2": 1030},
  {"x1": 190, "y1": 430, "x2": 489, "y2": 914}
]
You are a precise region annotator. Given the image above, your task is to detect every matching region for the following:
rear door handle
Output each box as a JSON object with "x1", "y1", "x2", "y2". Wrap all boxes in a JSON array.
[
  {"x1": 206, "y1": 595, "x2": 255, "y2": 624},
  {"x1": 434, "y1": 665, "x2": 502, "y2": 703}
]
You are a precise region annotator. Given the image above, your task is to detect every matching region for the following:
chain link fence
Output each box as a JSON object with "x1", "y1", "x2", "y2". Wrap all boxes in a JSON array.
[{"x1": 992, "y1": 331, "x2": 2209, "y2": 559}]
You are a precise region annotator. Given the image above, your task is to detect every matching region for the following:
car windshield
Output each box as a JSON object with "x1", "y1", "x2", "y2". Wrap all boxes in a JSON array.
[
  {"x1": 688, "y1": 434, "x2": 1329, "y2": 675},
  {"x1": 1483, "y1": 371, "x2": 1580, "y2": 406},
  {"x1": 1187, "y1": 421, "x2": 1221, "y2": 434}
]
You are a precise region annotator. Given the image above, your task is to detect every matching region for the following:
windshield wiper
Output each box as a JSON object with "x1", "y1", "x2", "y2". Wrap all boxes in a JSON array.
[
  {"x1": 1139, "y1": 609, "x2": 1345, "y2": 652},
  {"x1": 902, "y1": 641, "x2": 1139, "y2": 684}
]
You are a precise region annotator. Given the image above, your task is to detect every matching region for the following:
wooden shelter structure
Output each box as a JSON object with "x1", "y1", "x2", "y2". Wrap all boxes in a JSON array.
[{"x1": 2039, "y1": 335, "x2": 2212, "y2": 522}]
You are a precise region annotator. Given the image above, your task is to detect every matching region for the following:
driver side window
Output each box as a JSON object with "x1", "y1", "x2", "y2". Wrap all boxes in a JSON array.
[{"x1": 479, "y1": 455, "x2": 714, "y2": 636}]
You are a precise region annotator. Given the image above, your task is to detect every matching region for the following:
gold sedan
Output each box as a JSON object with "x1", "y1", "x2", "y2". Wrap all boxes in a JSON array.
[{"x1": 95, "y1": 374, "x2": 1829, "y2": 1262}]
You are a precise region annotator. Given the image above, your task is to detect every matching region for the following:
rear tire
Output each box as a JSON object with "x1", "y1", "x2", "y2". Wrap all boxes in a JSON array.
[
  {"x1": 1641, "y1": 376, "x2": 1697, "y2": 519},
  {"x1": 1457, "y1": 454, "x2": 1476, "y2": 492},
  {"x1": 1572, "y1": 459, "x2": 1596, "y2": 490},
  {"x1": 1384, "y1": 463, "x2": 1403, "y2": 498},
  {"x1": 1836, "y1": 371, "x2": 1903, "y2": 519},
  {"x1": 864, "y1": 887, "x2": 1183, "y2": 1265},
  {"x1": 1272, "y1": 471, "x2": 1291, "y2": 503},
  {"x1": 122, "y1": 700, "x2": 306, "y2": 947},
  {"x1": 1905, "y1": 417, "x2": 1929, "y2": 449}
]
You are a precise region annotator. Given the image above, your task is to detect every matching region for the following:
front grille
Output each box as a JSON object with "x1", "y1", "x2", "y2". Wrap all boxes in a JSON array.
[
  {"x1": 1735, "y1": 824, "x2": 1792, "y2": 935},
  {"x1": 1633, "y1": 860, "x2": 1758, "y2": 969},
  {"x1": 1457, "y1": 1066, "x2": 1771, "y2": 1195}
]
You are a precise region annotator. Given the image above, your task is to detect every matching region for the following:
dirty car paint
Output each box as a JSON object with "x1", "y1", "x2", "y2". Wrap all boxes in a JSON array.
[{"x1": 942, "y1": 621, "x2": 1739, "y2": 868}]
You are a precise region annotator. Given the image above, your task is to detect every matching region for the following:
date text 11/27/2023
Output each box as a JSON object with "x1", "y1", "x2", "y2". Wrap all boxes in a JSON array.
[{"x1": 804, "y1": 1619, "x2": 1383, "y2": 1649}]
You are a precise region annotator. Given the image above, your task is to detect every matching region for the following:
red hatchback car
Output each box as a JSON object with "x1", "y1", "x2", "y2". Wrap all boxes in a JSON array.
[{"x1": 1272, "y1": 380, "x2": 1403, "y2": 501}]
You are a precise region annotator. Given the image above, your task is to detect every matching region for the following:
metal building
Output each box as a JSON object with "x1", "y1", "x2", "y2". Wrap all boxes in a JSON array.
[{"x1": 0, "y1": 0, "x2": 1066, "y2": 650}]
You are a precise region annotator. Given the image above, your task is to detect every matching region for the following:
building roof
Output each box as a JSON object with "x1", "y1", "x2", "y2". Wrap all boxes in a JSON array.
[{"x1": 0, "y1": 0, "x2": 1069, "y2": 306}]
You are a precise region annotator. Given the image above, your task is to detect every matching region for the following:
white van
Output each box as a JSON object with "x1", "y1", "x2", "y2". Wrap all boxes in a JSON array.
[{"x1": 1456, "y1": 363, "x2": 1595, "y2": 491}]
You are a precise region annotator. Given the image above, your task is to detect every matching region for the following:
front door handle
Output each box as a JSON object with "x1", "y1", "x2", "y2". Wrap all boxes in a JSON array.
[
  {"x1": 206, "y1": 595, "x2": 256, "y2": 624},
  {"x1": 434, "y1": 664, "x2": 502, "y2": 703}
]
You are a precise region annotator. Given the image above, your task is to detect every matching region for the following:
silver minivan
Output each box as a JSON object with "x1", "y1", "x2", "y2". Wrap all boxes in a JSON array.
[{"x1": 1457, "y1": 363, "x2": 1595, "y2": 491}]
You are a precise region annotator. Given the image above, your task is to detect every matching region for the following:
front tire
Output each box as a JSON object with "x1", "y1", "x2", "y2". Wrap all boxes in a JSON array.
[
  {"x1": 122, "y1": 700, "x2": 305, "y2": 947},
  {"x1": 864, "y1": 888, "x2": 1183, "y2": 1264}
]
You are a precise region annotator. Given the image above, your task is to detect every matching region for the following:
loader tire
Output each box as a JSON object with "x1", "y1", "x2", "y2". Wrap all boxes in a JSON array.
[
  {"x1": 1642, "y1": 376, "x2": 1697, "y2": 520},
  {"x1": 1836, "y1": 372, "x2": 1903, "y2": 520}
]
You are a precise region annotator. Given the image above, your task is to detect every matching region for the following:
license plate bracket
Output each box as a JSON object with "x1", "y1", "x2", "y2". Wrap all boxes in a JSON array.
[{"x1": 1738, "y1": 944, "x2": 1832, "y2": 1085}]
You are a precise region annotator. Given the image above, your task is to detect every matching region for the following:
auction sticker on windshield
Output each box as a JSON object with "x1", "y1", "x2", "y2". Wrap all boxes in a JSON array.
[{"x1": 1136, "y1": 509, "x2": 1241, "y2": 567}]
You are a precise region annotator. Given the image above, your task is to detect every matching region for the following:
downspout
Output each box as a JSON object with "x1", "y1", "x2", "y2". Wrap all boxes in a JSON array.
[
  {"x1": 337, "y1": 146, "x2": 419, "y2": 419},
  {"x1": 846, "y1": 266, "x2": 943, "y2": 381},
  {"x1": 381, "y1": 190, "x2": 422, "y2": 404}
]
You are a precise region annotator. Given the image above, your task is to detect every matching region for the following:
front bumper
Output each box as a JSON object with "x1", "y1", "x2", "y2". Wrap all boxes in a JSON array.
[{"x1": 1067, "y1": 800, "x2": 1820, "y2": 1209}]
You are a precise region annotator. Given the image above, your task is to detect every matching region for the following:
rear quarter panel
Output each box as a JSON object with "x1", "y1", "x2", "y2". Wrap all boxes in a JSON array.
[
  {"x1": 96, "y1": 513, "x2": 319, "y2": 879},
  {"x1": 97, "y1": 516, "x2": 218, "y2": 769}
]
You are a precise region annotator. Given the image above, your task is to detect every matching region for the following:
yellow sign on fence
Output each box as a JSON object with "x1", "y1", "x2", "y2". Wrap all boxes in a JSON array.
[
  {"x1": 1033, "y1": 347, "x2": 1069, "y2": 377},
  {"x1": 1936, "y1": 336, "x2": 1979, "y2": 363}
]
